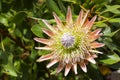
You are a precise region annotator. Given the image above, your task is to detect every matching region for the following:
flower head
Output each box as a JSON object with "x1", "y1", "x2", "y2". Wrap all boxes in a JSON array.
[{"x1": 34, "y1": 6, "x2": 104, "y2": 76}]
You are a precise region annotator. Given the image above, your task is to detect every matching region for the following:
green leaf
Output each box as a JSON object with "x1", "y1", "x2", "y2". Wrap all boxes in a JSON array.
[
  {"x1": 12, "y1": 11, "x2": 27, "y2": 25},
  {"x1": 103, "y1": 27, "x2": 111, "y2": 35},
  {"x1": 101, "y1": 5, "x2": 120, "y2": 14},
  {"x1": 14, "y1": 60, "x2": 21, "y2": 73},
  {"x1": 0, "y1": 0, "x2": 1, "y2": 11},
  {"x1": 109, "y1": 63, "x2": 120, "y2": 69},
  {"x1": 31, "y1": 24, "x2": 44, "y2": 37},
  {"x1": 103, "y1": 27, "x2": 120, "y2": 37},
  {"x1": 99, "y1": 53, "x2": 120, "y2": 65},
  {"x1": 14, "y1": 28, "x2": 22, "y2": 37},
  {"x1": 87, "y1": 64, "x2": 104, "y2": 80},
  {"x1": 3, "y1": 63, "x2": 18, "y2": 77},
  {"x1": 29, "y1": 50, "x2": 37, "y2": 61},
  {"x1": 62, "y1": 0, "x2": 77, "y2": 4},
  {"x1": 103, "y1": 38, "x2": 120, "y2": 52},
  {"x1": 0, "y1": 50, "x2": 8, "y2": 64},
  {"x1": 2, "y1": 54, "x2": 18, "y2": 77},
  {"x1": 94, "y1": 22, "x2": 108, "y2": 27},
  {"x1": 38, "y1": 19, "x2": 48, "y2": 27},
  {"x1": 106, "y1": 29, "x2": 120, "y2": 37},
  {"x1": 46, "y1": 0, "x2": 63, "y2": 16},
  {"x1": 0, "y1": 15, "x2": 9, "y2": 26},
  {"x1": 57, "y1": 0, "x2": 66, "y2": 15},
  {"x1": 108, "y1": 18, "x2": 120, "y2": 23},
  {"x1": 38, "y1": 50, "x2": 50, "y2": 55}
]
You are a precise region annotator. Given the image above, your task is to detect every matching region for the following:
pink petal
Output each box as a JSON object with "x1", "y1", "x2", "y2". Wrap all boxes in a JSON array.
[
  {"x1": 89, "y1": 33, "x2": 103, "y2": 42},
  {"x1": 46, "y1": 59, "x2": 58, "y2": 68},
  {"x1": 42, "y1": 28, "x2": 54, "y2": 37},
  {"x1": 36, "y1": 53, "x2": 53, "y2": 62},
  {"x1": 66, "y1": 6, "x2": 73, "y2": 26},
  {"x1": 42, "y1": 19, "x2": 56, "y2": 33},
  {"x1": 91, "y1": 54, "x2": 98, "y2": 58},
  {"x1": 85, "y1": 16, "x2": 97, "y2": 30},
  {"x1": 73, "y1": 63, "x2": 77, "y2": 74},
  {"x1": 53, "y1": 12, "x2": 63, "y2": 30},
  {"x1": 81, "y1": 10, "x2": 89, "y2": 26},
  {"x1": 35, "y1": 46, "x2": 52, "y2": 50},
  {"x1": 76, "y1": 10, "x2": 83, "y2": 26},
  {"x1": 82, "y1": 19, "x2": 89, "y2": 28},
  {"x1": 79, "y1": 62, "x2": 87, "y2": 72},
  {"x1": 34, "y1": 38, "x2": 51, "y2": 45},
  {"x1": 86, "y1": 56, "x2": 96, "y2": 64},
  {"x1": 89, "y1": 28, "x2": 102, "y2": 36},
  {"x1": 64, "y1": 63, "x2": 72, "y2": 76},
  {"x1": 57, "y1": 62, "x2": 64, "y2": 73},
  {"x1": 90, "y1": 42, "x2": 105, "y2": 48},
  {"x1": 89, "y1": 50, "x2": 103, "y2": 54}
]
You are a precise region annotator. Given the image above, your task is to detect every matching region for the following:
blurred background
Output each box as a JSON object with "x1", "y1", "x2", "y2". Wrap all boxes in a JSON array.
[{"x1": 0, "y1": 0, "x2": 120, "y2": 80}]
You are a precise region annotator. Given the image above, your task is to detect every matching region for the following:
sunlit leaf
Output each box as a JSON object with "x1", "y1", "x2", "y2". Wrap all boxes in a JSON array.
[
  {"x1": 31, "y1": 24, "x2": 44, "y2": 37},
  {"x1": 0, "y1": 15, "x2": 9, "y2": 26},
  {"x1": 38, "y1": 50, "x2": 50, "y2": 55},
  {"x1": 2, "y1": 53, "x2": 18, "y2": 77},
  {"x1": 62, "y1": 0, "x2": 77, "y2": 4},
  {"x1": 99, "y1": 53, "x2": 120, "y2": 65},
  {"x1": 103, "y1": 27, "x2": 111, "y2": 35},
  {"x1": 108, "y1": 18, "x2": 120, "y2": 23},
  {"x1": 3, "y1": 63, "x2": 18, "y2": 77},
  {"x1": 94, "y1": 22, "x2": 108, "y2": 27}
]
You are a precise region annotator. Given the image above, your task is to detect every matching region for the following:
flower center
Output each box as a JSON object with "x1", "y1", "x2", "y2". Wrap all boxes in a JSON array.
[{"x1": 61, "y1": 33, "x2": 75, "y2": 48}]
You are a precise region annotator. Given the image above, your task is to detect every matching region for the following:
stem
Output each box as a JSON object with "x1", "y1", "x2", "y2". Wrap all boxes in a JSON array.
[
  {"x1": 80, "y1": 5, "x2": 87, "y2": 12},
  {"x1": 1, "y1": 36, "x2": 5, "y2": 51}
]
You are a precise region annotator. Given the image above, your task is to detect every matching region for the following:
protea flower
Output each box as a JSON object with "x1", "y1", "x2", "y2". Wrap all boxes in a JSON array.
[{"x1": 34, "y1": 6, "x2": 104, "y2": 76}]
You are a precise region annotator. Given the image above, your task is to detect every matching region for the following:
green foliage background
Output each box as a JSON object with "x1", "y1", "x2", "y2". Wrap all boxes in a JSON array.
[{"x1": 0, "y1": 0, "x2": 120, "y2": 80}]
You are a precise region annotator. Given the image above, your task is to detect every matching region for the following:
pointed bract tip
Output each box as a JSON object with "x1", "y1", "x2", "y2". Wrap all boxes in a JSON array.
[
  {"x1": 86, "y1": 10, "x2": 90, "y2": 16},
  {"x1": 91, "y1": 42, "x2": 105, "y2": 48},
  {"x1": 33, "y1": 37, "x2": 38, "y2": 41},
  {"x1": 66, "y1": 6, "x2": 73, "y2": 25},
  {"x1": 36, "y1": 58, "x2": 42, "y2": 62},
  {"x1": 64, "y1": 64, "x2": 72, "y2": 76},
  {"x1": 67, "y1": 6, "x2": 71, "y2": 17},
  {"x1": 68, "y1": 6, "x2": 71, "y2": 11},
  {"x1": 53, "y1": 12, "x2": 62, "y2": 30},
  {"x1": 57, "y1": 63, "x2": 64, "y2": 74},
  {"x1": 52, "y1": 12, "x2": 56, "y2": 15},
  {"x1": 73, "y1": 64, "x2": 78, "y2": 74},
  {"x1": 36, "y1": 57, "x2": 45, "y2": 62},
  {"x1": 35, "y1": 46, "x2": 52, "y2": 50},
  {"x1": 79, "y1": 62, "x2": 87, "y2": 73},
  {"x1": 87, "y1": 57, "x2": 96, "y2": 64},
  {"x1": 92, "y1": 15, "x2": 97, "y2": 22},
  {"x1": 46, "y1": 59, "x2": 58, "y2": 68},
  {"x1": 89, "y1": 50, "x2": 103, "y2": 54}
]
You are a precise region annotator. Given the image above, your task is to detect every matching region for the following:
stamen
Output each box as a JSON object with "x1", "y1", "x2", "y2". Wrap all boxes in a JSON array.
[{"x1": 61, "y1": 33, "x2": 75, "y2": 48}]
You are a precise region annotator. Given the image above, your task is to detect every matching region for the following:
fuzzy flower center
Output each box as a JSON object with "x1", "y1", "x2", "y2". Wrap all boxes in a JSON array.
[{"x1": 61, "y1": 33, "x2": 75, "y2": 48}]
